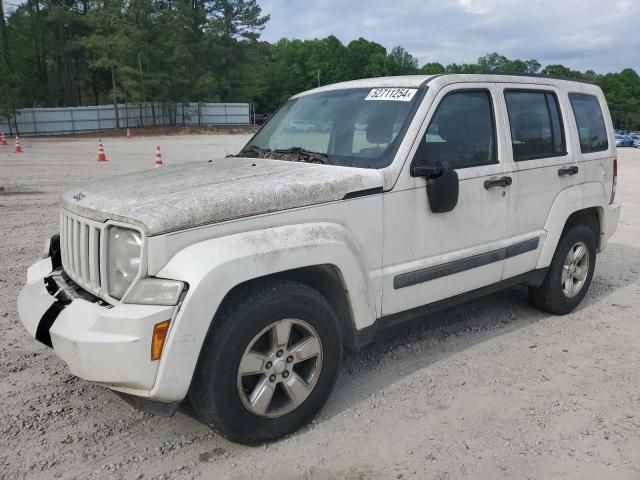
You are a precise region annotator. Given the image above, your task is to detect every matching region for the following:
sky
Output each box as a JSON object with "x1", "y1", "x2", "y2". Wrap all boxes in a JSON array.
[{"x1": 257, "y1": 0, "x2": 640, "y2": 74}]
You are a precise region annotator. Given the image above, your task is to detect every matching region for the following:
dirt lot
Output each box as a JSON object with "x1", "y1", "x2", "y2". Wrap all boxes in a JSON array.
[{"x1": 1, "y1": 137, "x2": 639, "y2": 480}]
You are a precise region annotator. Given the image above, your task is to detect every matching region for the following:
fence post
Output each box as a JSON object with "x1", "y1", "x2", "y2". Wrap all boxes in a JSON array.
[
  {"x1": 96, "y1": 106, "x2": 101, "y2": 131},
  {"x1": 31, "y1": 109, "x2": 38, "y2": 135},
  {"x1": 70, "y1": 108, "x2": 76, "y2": 133},
  {"x1": 224, "y1": 104, "x2": 228, "y2": 124},
  {"x1": 13, "y1": 109, "x2": 19, "y2": 136}
]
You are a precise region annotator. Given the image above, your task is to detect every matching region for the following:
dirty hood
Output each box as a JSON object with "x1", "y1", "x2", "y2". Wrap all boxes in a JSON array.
[{"x1": 60, "y1": 157, "x2": 383, "y2": 235}]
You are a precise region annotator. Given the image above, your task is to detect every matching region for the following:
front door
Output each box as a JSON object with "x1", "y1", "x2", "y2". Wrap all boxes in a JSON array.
[{"x1": 382, "y1": 85, "x2": 512, "y2": 317}]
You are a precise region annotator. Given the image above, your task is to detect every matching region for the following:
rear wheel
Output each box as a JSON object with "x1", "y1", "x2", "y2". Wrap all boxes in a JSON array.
[
  {"x1": 189, "y1": 279, "x2": 342, "y2": 444},
  {"x1": 529, "y1": 223, "x2": 597, "y2": 315}
]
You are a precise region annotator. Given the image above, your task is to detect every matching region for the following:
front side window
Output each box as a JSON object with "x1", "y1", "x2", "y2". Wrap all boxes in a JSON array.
[
  {"x1": 569, "y1": 93, "x2": 609, "y2": 153},
  {"x1": 505, "y1": 90, "x2": 566, "y2": 161},
  {"x1": 414, "y1": 90, "x2": 497, "y2": 169},
  {"x1": 239, "y1": 87, "x2": 424, "y2": 169}
]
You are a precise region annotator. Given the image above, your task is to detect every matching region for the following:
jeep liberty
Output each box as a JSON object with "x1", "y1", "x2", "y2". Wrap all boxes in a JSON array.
[{"x1": 19, "y1": 74, "x2": 621, "y2": 444}]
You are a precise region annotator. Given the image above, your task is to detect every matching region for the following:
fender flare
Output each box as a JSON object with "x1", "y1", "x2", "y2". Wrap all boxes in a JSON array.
[
  {"x1": 148, "y1": 222, "x2": 377, "y2": 402},
  {"x1": 536, "y1": 182, "x2": 607, "y2": 269}
]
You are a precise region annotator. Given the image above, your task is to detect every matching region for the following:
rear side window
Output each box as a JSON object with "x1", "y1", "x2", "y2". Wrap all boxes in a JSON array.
[
  {"x1": 415, "y1": 90, "x2": 497, "y2": 169},
  {"x1": 505, "y1": 90, "x2": 566, "y2": 161},
  {"x1": 569, "y1": 93, "x2": 609, "y2": 153}
]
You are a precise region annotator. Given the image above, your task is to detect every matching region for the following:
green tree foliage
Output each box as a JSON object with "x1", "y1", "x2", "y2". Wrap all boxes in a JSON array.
[
  {"x1": 0, "y1": 1, "x2": 639, "y2": 130},
  {"x1": 209, "y1": 0, "x2": 270, "y2": 40},
  {"x1": 254, "y1": 39, "x2": 419, "y2": 111},
  {"x1": 386, "y1": 46, "x2": 418, "y2": 75},
  {"x1": 599, "y1": 69, "x2": 640, "y2": 130},
  {"x1": 420, "y1": 62, "x2": 445, "y2": 74},
  {"x1": 477, "y1": 52, "x2": 540, "y2": 74},
  {"x1": 541, "y1": 64, "x2": 583, "y2": 78},
  {"x1": 344, "y1": 38, "x2": 386, "y2": 79}
]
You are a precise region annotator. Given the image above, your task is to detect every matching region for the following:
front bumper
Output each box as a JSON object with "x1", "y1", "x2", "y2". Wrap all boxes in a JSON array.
[{"x1": 18, "y1": 257, "x2": 176, "y2": 393}]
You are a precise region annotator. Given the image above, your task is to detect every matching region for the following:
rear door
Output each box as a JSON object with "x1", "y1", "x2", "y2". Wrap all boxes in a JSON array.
[
  {"x1": 567, "y1": 91, "x2": 613, "y2": 194},
  {"x1": 497, "y1": 84, "x2": 579, "y2": 279}
]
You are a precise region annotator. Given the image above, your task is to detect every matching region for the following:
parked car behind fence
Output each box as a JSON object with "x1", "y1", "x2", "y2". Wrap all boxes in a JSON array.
[{"x1": 616, "y1": 134, "x2": 635, "y2": 147}]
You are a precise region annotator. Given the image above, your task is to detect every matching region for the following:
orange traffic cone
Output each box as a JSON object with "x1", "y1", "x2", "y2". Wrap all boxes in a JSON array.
[
  {"x1": 0, "y1": 132, "x2": 7, "y2": 145},
  {"x1": 126, "y1": 128, "x2": 132, "y2": 139},
  {"x1": 97, "y1": 140, "x2": 107, "y2": 162},
  {"x1": 154, "y1": 146, "x2": 163, "y2": 167},
  {"x1": 15, "y1": 135, "x2": 23, "y2": 153}
]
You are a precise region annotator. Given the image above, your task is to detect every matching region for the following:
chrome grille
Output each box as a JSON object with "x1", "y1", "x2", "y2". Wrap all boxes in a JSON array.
[{"x1": 60, "y1": 210, "x2": 103, "y2": 296}]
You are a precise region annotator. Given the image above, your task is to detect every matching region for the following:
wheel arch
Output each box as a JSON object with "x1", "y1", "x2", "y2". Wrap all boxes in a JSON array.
[
  {"x1": 564, "y1": 207, "x2": 602, "y2": 250},
  {"x1": 148, "y1": 223, "x2": 377, "y2": 402},
  {"x1": 537, "y1": 182, "x2": 607, "y2": 269},
  {"x1": 216, "y1": 264, "x2": 359, "y2": 351}
]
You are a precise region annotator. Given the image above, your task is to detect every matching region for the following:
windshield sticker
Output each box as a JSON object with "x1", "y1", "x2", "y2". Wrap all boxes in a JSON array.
[{"x1": 365, "y1": 88, "x2": 417, "y2": 101}]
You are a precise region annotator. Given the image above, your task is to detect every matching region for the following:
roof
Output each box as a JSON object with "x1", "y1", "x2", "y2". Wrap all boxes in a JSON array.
[
  {"x1": 294, "y1": 73, "x2": 598, "y2": 98},
  {"x1": 293, "y1": 75, "x2": 435, "y2": 97}
]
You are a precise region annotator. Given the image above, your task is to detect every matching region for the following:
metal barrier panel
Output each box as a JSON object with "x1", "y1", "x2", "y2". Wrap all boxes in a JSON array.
[{"x1": 0, "y1": 102, "x2": 250, "y2": 136}]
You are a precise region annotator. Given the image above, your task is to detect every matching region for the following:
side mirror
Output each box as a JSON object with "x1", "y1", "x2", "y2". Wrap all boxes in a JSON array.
[
  {"x1": 412, "y1": 161, "x2": 459, "y2": 213},
  {"x1": 427, "y1": 168, "x2": 459, "y2": 213}
]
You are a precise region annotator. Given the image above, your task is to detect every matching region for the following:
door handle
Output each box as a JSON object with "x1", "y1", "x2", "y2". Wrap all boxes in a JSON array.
[
  {"x1": 558, "y1": 166, "x2": 579, "y2": 177},
  {"x1": 484, "y1": 176, "x2": 512, "y2": 189}
]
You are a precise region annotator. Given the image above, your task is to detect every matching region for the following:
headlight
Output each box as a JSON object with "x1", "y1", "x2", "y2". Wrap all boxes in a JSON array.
[{"x1": 107, "y1": 226, "x2": 142, "y2": 299}]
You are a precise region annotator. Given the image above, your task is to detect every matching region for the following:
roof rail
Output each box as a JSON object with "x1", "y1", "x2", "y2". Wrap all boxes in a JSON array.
[{"x1": 427, "y1": 72, "x2": 596, "y2": 86}]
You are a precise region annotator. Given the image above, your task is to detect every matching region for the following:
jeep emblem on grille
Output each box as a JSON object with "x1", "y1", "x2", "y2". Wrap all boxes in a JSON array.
[{"x1": 73, "y1": 192, "x2": 86, "y2": 201}]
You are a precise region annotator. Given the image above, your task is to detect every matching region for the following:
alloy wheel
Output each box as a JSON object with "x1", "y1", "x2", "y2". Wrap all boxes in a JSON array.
[
  {"x1": 561, "y1": 241, "x2": 590, "y2": 298},
  {"x1": 236, "y1": 319, "x2": 323, "y2": 418}
]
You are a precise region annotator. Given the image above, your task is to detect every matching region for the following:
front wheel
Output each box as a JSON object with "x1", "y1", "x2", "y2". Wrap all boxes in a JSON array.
[
  {"x1": 189, "y1": 280, "x2": 342, "y2": 444},
  {"x1": 529, "y1": 223, "x2": 597, "y2": 315}
]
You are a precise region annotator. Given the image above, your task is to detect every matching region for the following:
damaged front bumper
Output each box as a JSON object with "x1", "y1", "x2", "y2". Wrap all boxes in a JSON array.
[{"x1": 17, "y1": 256, "x2": 178, "y2": 409}]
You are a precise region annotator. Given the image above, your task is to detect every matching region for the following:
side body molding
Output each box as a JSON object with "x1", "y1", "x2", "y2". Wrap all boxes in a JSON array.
[
  {"x1": 148, "y1": 222, "x2": 377, "y2": 402},
  {"x1": 537, "y1": 182, "x2": 607, "y2": 269}
]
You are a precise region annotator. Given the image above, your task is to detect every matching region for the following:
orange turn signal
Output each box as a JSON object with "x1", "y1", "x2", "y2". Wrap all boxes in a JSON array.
[{"x1": 151, "y1": 320, "x2": 171, "y2": 361}]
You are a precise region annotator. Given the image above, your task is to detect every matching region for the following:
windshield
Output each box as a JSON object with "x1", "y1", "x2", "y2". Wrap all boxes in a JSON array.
[{"x1": 239, "y1": 87, "x2": 425, "y2": 169}]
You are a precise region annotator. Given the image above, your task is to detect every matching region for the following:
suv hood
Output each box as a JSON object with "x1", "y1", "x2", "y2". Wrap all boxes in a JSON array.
[{"x1": 60, "y1": 157, "x2": 383, "y2": 235}]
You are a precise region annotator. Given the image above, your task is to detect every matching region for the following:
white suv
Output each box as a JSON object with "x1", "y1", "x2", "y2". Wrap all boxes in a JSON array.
[{"x1": 19, "y1": 74, "x2": 620, "y2": 444}]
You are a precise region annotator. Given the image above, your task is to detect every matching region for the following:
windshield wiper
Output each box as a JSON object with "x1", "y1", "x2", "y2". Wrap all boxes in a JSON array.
[
  {"x1": 236, "y1": 144, "x2": 269, "y2": 158},
  {"x1": 272, "y1": 147, "x2": 331, "y2": 164},
  {"x1": 235, "y1": 145, "x2": 331, "y2": 164}
]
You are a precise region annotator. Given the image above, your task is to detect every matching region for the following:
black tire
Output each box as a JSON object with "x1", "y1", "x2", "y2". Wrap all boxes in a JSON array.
[
  {"x1": 189, "y1": 279, "x2": 342, "y2": 444},
  {"x1": 528, "y1": 223, "x2": 597, "y2": 315}
]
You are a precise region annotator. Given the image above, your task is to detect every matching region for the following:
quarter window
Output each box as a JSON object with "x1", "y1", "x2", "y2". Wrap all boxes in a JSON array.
[
  {"x1": 569, "y1": 93, "x2": 609, "y2": 153},
  {"x1": 415, "y1": 90, "x2": 497, "y2": 169},
  {"x1": 505, "y1": 90, "x2": 566, "y2": 161}
]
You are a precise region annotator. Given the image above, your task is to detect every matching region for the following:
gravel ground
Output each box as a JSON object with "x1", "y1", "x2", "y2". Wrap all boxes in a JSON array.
[{"x1": 1, "y1": 136, "x2": 639, "y2": 480}]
